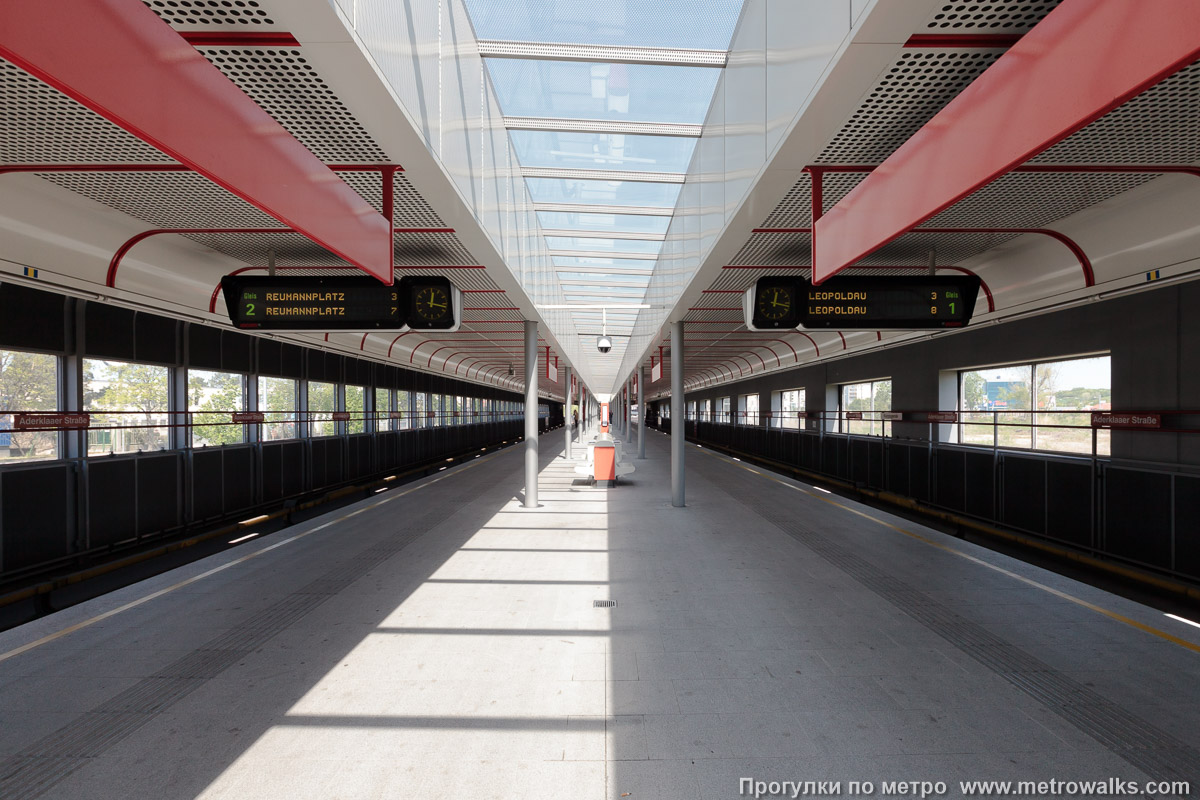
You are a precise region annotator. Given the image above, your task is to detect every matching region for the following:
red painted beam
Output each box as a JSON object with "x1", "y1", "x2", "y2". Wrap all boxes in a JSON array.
[
  {"x1": 181, "y1": 32, "x2": 302, "y2": 47},
  {"x1": 904, "y1": 34, "x2": 1023, "y2": 49},
  {"x1": 0, "y1": 1, "x2": 393, "y2": 282},
  {"x1": 812, "y1": 0, "x2": 1200, "y2": 283}
]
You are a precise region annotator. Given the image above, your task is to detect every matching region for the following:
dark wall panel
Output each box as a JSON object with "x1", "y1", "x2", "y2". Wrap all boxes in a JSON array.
[
  {"x1": 963, "y1": 450, "x2": 994, "y2": 519},
  {"x1": 1174, "y1": 476, "x2": 1200, "y2": 580},
  {"x1": 1105, "y1": 468, "x2": 1171, "y2": 569},
  {"x1": 222, "y1": 331, "x2": 253, "y2": 374},
  {"x1": 86, "y1": 304, "x2": 136, "y2": 360},
  {"x1": 1046, "y1": 461, "x2": 1092, "y2": 547},
  {"x1": 936, "y1": 450, "x2": 965, "y2": 512},
  {"x1": 138, "y1": 453, "x2": 180, "y2": 535},
  {"x1": 1, "y1": 464, "x2": 72, "y2": 571},
  {"x1": 87, "y1": 459, "x2": 136, "y2": 547},
  {"x1": 222, "y1": 447, "x2": 254, "y2": 512},
  {"x1": 0, "y1": 284, "x2": 67, "y2": 352},
  {"x1": 1002, "y1": 456, "x2": 1045, "y2": 534},
  {"x1": 188, "y1": 325, "x2": 223, "y2": 371},
  {"x1": 135, "y1": 313, "x2": 177, "y2": 365},
  {"x1": 191, "y1": 450, "x2": 223, "y2": 520}
]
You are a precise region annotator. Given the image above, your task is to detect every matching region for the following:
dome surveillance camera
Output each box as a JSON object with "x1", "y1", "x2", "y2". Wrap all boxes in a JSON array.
[{"x1": 596, "y1": 335, "x2": 612, "y2": 354}]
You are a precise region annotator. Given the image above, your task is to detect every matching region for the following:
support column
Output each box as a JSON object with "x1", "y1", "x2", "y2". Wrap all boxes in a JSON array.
[
  {"x1": 671, "y1": 321, "x2": 685, "y2": 507},
  {"x1": 638, "y1": 366, "x2": 646, "y2": 459},
  {"x1": 624, "y1": 383, "x2": 630, "y2": 439},
  {"x1": 563, "y1": 365, "x2": 572, "y2": 460},
  {"x1": 524, "y1": 320, "x2": 538, "y2": 509}
]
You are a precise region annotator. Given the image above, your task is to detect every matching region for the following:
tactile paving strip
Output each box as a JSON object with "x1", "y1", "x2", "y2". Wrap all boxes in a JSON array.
[
  {"x1": 703, "y1": 457, "x2": 1200, "y2": 790},
  {"x1": 0, "y1": 502, "x2": 457, "y2": 800}
]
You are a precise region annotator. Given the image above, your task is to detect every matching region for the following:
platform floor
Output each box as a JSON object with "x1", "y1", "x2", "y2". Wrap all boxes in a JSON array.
[{"x1": 2, "y1": 429, "x2": 1200, "y2": 799}]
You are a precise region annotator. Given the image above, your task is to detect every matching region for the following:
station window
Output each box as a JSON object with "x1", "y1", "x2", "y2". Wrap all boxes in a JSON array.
[
  {"x1": 375, "y1": 388, "x2": 392, "y2": 432},
  {"x1": 308, "y1": 381, "x2": 336, "y2": 437},
  {"x1": 739, "y1": 393, "x2": 759, "y2": 425},
  {"x1": 959, "y1": 354, "x2": 1111, "y2": 455},
  {"x1": 0, "y1": 348, "x2": 60, "y2": 462},
  {"x1": 687, "y1": 401, "x2": 696, "y2": 421},
  {"x1": 259, "y1": 376, "x2": 297, "y2": 440},
  {"x1": 717, "y1": 396, "x2": 731, "y2": 423},
  {"x1": 346, "y1": 385, "x2": 365, "y2": 434},
  {"x1": 84, "y1": 359, "x2": 169, "y2": 455},
  {"x1": 775, "y1": 388, "x2": 805, "y2": 430},
  {"x1": 414, "y1": 392, "x2": 427, "y2": 428},
  {"x1": 188, "y1": 369, "x2": 246, "y2": 447},
  {"x1": 840, "y1": 379, "x2": 891, "y2": 437},
  {"x1": 396, "y1": 390, "x2": 411, "y2": 430}
]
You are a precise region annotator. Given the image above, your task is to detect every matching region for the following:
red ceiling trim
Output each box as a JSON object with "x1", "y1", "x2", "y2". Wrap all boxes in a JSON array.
[
  {"x1": 181, "y1": 31, "x2": 302, "y2": 47},
  {"x1": 811, "y1": 0, "x2": 1200, "y2": 283},
  {"x1": 904, "y1": 33, "x2": 1023, "y2": 49},
  {"x1": 387, "y1": 332, "x2": 417, "y2": 358},
  {"x1": 0, "y1": 1, "x2": 394, "y2": 282},
  {"x1": 796, "y1": 332, "x2": 820, "y2": 357},
  {"x1": 0, "y1": 163, "x2": 404, "y2": 175},
  {"x1": 125, "y1": 227, "x2": 460, "y2": 291},
  {"x1": 747, "y1": 227, "x2": 1092, "y2": 288}
]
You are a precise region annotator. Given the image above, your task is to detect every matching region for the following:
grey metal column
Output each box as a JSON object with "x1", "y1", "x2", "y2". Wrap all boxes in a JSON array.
[
  {"x1": 563, "y1": 365, "x2": 572, "y2": 459},
  {"x1": 638, "y1": 366, "x2": 646, "y2": 459},
  {"x1": 624, "y1": 383, "x2": 630, "y2": 438},
  {"x1": 671, "y1": 321, "x2": 685, "y2": 507},
  {"x1": 524, "y1": 320, "x2": 538, "y2": 508}
]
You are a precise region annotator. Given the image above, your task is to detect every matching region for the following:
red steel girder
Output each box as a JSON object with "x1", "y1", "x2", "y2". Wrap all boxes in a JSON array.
[
  {"x1": 811, "y1": 0, "x2": 1200, "y2": 283},
  {"x1": 0, "y1": 1, "x2": 395, "y2": 282}
]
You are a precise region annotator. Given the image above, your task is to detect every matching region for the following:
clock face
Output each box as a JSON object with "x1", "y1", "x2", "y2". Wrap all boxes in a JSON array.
[
  {"x1": 414, "y1": 285, "x2": 450, "y2": 322},
  {"x1": 756, "y1": 285, "x2": 793, "y2": 321}
]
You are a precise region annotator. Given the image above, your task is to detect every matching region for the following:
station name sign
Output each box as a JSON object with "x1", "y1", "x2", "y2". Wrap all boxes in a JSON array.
[
  {"x1": 1090, "y1": 412, "x2": 1161, "y2": 429},
  {"x1": 746, "y1": 275, "x2": 981, "y2": 331},
  {"x1": 13, "y1": 412, "x2": 90, "y2": 430}
]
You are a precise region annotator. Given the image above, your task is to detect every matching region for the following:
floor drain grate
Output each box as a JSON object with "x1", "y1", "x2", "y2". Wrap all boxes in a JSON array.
[{"x1": 593, "y1": 600, "x2": 617, "y2": 608}]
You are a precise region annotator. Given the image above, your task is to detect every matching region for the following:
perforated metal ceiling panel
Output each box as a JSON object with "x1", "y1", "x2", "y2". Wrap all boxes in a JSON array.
[
  {"x1": 179, "y1": 231, "x2": 478, "y2": 268},
  {"x1": 925, "y1": 172, "x2": 1160, "y2": 228},
  {"x1": 143, "y1": 1, "x2": 279, "y2": 28},
  {"x1": 41, "y1": 171, "x2": 281, "y2": 228},
  {"x1": 1031, "y1": 61, "x2": 1200, "y2": 164},
  {"x1": 921, "y1": 2, "x2": 1061, "y2": 31},
  {"x1": 197, "y1": 48, "x2": 389, "y2": 164},
  {"x1": 0, "y1": 60, "x2": 176, "y2": 163},
  {"x1": 814, "y1": 50, "x2": 1003, "y2": 164}
]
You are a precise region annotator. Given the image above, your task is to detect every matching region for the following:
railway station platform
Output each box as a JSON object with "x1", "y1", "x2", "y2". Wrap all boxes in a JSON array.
[{"x1": 2, "y1": 430, "x2": 1198, "y2": 800}]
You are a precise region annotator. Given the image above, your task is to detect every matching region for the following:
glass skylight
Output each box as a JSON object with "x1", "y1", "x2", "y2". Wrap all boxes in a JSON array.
[
  {"x1": 464, "y1": 0, "x2": 744, "y2": 51},
  {"x1": 463, "y1": 0, "x2": 748, "y2": 384},
  {"x1": 511, "y1": 130, "x2": 695, "y2": 174},
  {"x1": 556, "y1": 271, "x2": 652, "y2": 283},
  {"x1": 560, "y1": 284, "x2": 646, "y2": 295},
  {"x1": 544, "y1": 236, "x2": 661, "y2": 255},
  {"x1": 537, "y1": 211, "x2": 669, "y2": 234},
  {"x1": 525, "y1": 177, "x2": 681, "y2": 207},
  {"x1": 486, "y1": 60, "x2": 721, "y2": 125},
  {"x1": 552, "y1": 256, "x2": 660, "y2": 271}
]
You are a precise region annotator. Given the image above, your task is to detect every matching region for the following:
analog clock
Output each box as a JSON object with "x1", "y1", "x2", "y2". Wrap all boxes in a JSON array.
[
  {"x1": 400, "y1": 276, "x2": 458, "y2": 330},
  {"x1": 756, "y1": 284, "x2": 793, "y2": 321},
  {"x1": 750, "y1": 277, "x2": 800, "y2": 329},
  {"x1": 414, "y1": 285, "x2": 450, "y2": 322}
]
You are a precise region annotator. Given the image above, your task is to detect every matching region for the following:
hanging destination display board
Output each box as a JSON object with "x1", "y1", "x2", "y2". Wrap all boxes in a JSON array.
[
  {"x1": 221, "y1": 275, "x2": 460, "y2": 331},
  {"x1": 745, "y1": 275, "x2": 981, "y2": 331}
]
